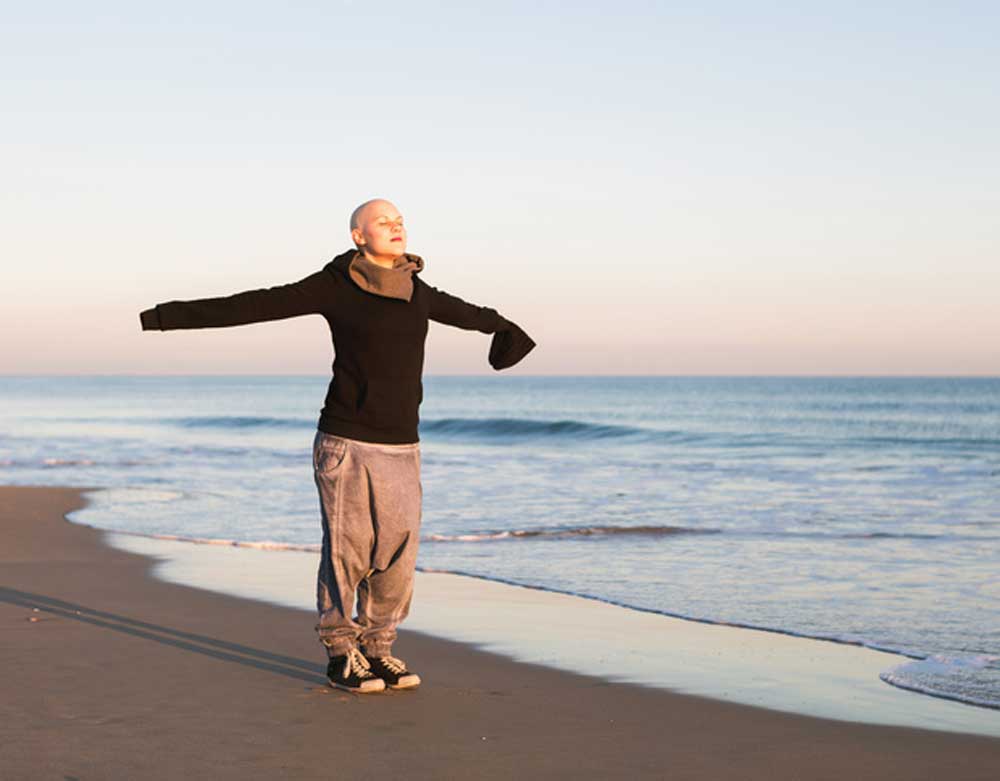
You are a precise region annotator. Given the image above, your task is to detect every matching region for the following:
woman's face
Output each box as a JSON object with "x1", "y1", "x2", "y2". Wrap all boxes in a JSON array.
[{"x1": 352, "y1": 201, "x2": 407, "y2": 261}]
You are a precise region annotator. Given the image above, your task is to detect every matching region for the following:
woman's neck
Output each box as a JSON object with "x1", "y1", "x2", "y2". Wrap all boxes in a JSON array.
[{"x1": 360, "y1": 248, "x2": 398, "y2": 269}]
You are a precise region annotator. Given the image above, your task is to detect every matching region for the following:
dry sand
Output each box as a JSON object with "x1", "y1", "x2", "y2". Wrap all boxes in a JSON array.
[{"x1": 2, "y1": 485, "x2": 999, "y2": 780}]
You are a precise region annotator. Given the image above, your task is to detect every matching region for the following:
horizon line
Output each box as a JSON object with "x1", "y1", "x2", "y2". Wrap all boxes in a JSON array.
[{"x1": 3, "y1": 373, "x2": 999, "y2": 380}]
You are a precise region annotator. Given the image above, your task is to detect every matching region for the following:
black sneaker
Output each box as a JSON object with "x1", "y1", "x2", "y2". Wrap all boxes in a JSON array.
[
  {"x1": 326, "y1": 648, "x2": 386, "y2": 693},
  {"x1": 363, "y1": 654, "x2": 421, "y2": 689}
]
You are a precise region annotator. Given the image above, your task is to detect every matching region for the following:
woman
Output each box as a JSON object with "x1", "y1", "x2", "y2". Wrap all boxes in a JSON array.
[{"x1": 139, "y1": 198, "x2": 536, "y2": 692}]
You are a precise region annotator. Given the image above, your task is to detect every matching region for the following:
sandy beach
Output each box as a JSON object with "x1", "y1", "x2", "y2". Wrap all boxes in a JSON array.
[{"x1": 2, "y1": 485, "x2": 999, "y2": 780}]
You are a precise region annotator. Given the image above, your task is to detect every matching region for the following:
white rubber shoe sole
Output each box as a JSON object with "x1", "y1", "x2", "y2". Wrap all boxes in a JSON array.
[{"x1": 328, "y1": 677, "x2": 386, "y2": 693}]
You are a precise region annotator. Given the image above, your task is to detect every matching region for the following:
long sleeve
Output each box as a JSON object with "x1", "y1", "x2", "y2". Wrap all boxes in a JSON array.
[
  {"x1": 139, "y1": 269, "x2": 332, "y2": 331},
  {"x1": 424, "y1": 283, "x2": 537, "y2": 370},
  {"x1": 425, "y1": 284, "x2": 506, "y2": 333}
]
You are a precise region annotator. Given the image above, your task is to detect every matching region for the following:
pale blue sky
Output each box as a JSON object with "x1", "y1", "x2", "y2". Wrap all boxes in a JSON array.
[{"x1": 3, "y1": 2, "x2": 998, "y2": 374}]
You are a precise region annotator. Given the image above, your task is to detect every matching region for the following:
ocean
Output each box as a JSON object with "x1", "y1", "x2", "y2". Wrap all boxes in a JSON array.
[{"x1": 1, "y1": 375, "x2": 998, "y2": 711}]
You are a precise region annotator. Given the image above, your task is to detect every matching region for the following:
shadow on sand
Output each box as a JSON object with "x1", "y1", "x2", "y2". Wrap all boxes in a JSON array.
[{"x1": 0, "y1": 586, "x2": 327, "y2": 686}]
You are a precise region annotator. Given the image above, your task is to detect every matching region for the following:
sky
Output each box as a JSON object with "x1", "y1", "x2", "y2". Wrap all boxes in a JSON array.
[{"x1": 2, "y1": 1, "x2": 998, "y2": 375}]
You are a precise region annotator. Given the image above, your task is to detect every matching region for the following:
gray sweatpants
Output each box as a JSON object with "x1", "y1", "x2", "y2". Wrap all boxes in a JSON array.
[{"x1": 312, "y1": 430, "x2": 422, "y2": 658}]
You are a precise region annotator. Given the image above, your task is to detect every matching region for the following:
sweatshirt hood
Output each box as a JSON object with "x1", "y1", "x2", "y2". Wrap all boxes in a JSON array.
[{"x1": 347, "y1": 250, "x2": 425, "y2": 301}]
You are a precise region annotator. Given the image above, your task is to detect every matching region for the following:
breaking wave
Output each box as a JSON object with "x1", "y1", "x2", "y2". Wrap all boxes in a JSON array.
[
  {"x1": 419, "y1": 417, "x2": 673, "y2": 440},
  {"x1": 424, "y1": 524, "x2": 718, "y2": 542}
]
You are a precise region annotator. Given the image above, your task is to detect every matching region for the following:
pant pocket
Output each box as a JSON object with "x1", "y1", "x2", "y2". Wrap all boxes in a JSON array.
[{"x1": 314, "y1": 434, "x2": 349, "y2": 475}]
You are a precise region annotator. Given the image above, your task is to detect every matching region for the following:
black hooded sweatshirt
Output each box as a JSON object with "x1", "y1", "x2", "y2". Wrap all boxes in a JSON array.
[{"x1": 139, "y1": 248, "x2": 536, "y2": 443}]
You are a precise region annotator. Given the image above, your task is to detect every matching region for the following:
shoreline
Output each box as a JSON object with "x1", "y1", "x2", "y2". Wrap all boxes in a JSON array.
[
  {"x1": 70, "y1": 491, "x2": 1000, "y2": 734},
  {"x1": 3, "y1": 485, "x2": 1000, "y2": 779},
  {"x1": 81, "y1": 525, "x2": 937, "y2": 659},
  {"x1": 103, "y1": 526, "x2": 1000, "y2": 737}
]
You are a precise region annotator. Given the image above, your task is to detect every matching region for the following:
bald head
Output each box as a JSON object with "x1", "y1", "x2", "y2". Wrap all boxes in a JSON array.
[{"x1": 350, "y1": 198, "x2": 398, "y2": 232}]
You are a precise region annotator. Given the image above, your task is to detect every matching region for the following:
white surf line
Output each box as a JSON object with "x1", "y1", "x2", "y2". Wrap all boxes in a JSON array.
[{"x1": 101, "y1": 531, "x2": 1000, "y2": 738}]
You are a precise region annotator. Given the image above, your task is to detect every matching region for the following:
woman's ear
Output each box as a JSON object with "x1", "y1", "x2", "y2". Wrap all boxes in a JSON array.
[{"x1": 351, "y1": 227, "x2": 365, "y2": 247}]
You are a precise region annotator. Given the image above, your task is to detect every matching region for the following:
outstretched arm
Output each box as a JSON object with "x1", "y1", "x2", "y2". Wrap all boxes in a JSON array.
[
  {"x1": 425, "y1": 284, "x2": 536, "y2": 370},
  {"x1": 140, "y1": 270, "x2": 331, "y2": 331}
]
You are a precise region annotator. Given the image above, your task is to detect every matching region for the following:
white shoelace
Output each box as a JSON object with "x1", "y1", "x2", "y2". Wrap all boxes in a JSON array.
[
  {"x1": 345, "y1": 647, "x2": 375, "y2": 678},
  {"x1": 378, "y1": 655, "x2": 408, "y2": 675}
]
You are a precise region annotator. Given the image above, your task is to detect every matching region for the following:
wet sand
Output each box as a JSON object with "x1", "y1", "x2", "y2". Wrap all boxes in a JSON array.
[
  {"x1": 105, "y1": 531, "x2": 1000, "y2": 736},
  {"x1": 2, "y1": 485, "x2": 998, "y2": 780}
]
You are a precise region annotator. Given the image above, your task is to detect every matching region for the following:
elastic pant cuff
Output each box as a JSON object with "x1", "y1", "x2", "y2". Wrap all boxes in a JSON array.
[
  {"x1": 360, "y1": 643, "x2": 392, "y2": 658},
  {"x1": 320, "y1": 638, "x2": 355, "y2": 659}
]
